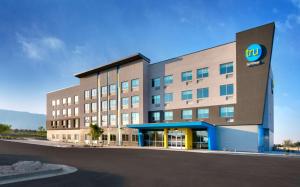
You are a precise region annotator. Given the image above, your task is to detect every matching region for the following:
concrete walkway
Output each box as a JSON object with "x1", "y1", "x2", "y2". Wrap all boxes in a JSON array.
[{"x1": 2, "y1": 139, "x2": 300, "y2": 158}]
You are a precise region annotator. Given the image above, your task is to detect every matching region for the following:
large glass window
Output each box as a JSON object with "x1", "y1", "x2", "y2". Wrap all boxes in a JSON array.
[
  {"x1": 92, "y1": 88, "x2": 97, "y2": 98},
  {"x1": 67, "y1": 108, "x2": 72, "y2": 116},
  {"x1": 197, "y1": 108, "x2": 209, "y2": 119},
  {"x1": 74, "y1": 107, "x2": 79, "y2": 116},
  {"x1": 74, "y1": 96, "x2": 79, "y2": 104},
  {"x1": 101, "y1": 86, "x2": 107, "y2": 96},
  {"x1": 101, "y1": 100, "x2": 107, "y2": 111},
  {"x1": 181, "y1": 90, "x2": 192, "y2": 100},
  {"x1": 110, "y1": 114, "x2": 116, "y2": 126},
  {"x1": 109, "y1": 84, "x2": 116, "y2": 95},
  {"x1": 220, "y1": 106, "x2": 234, "y2": 118},
  {"x1": 92, "y1": 102, "x2": 97, "y2": 113},
  {"x1": 181, "y1": 71, "x2": 192, "y2": 81},
  {"x1": 131, "y1": 79, "x2": 139, "y2": 91},
  {"x1": 152, "y1": 95, "x2": 161, "y2": 104},
  {"x1": 63, "y1": 109, "x2": 66, "y2": 116},
  {"x1": 197, "y1": 88, "x2": 209, "y2": 98},
  {"x1": 220, "y1": 84, "x2": 234, "y2": 96},
  {"x1": 84, "y1": 103, "x2": 90, "y2": 113},
  {"x1": 110, "y1": 134, "x2": 116, "y2": 141},
  {"x1": 220, "y1": 62, "x2": 233, "y2": 74},
  {"x1": 122, "y1": 134, "x2": 129, "y2": 141},
  {"x1": 68, "y1": 97, "x2": 72, "y2": 105},
  {"x1": 52, "y1": 100, "x2": 56, "y2": 106},
  {"x1": 152, "y1": 112, "x2": 160, "y2": 121},
  {"x1": 182, "y1": 109, "x2": 193, "y2": 120},
  {"x1": 84, "y1": 90, "x2": 90, "y2": 100},
  {"x1": 164, "y1": 75, "x2": 173, "y2": 85},
  {"x1": 121, "y1": 81, "x2": 129, "y2": 92},
  {"x1": 63, "y1": 98, "x2": 67, "y2": 105},
  {"x1": 121, "y1": 97, "x2": 129, "y2": 109},
  {"x1": 109, "y1": 99, "x2": 116, "y2": 110},
  {"x1": 101, "y1": 115, "x2": 107, "y2": 126},
  {"x1": 131, "y1": 112, "x2": 139, "y2": 124},
  {"x1": 164, "y1": 111, "x2": 173, "y2": 121},
  {"x1": 164, "y1": 93, "x2": 173, "y2": 103},
  {"x1": 121, "y1": 113, "x2": 129, "y2": 125},
  {"x1": 152, "y1": 78, "x2": 160, "y2": 88},
  {"x1": 197, "y1": 68, "x2": 209, "y2": 79},
  {"x1": 131, "y1": 96, "x2": 139, "y2": 108},
  {"x1": 56, "y1": 99, "x2": 60, "y2": 106}
]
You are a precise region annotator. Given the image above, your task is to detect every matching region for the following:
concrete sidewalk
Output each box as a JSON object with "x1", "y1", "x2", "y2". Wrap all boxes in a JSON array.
[{"x1": 2, "y1": 139, "x2": 300, "y2": 158}]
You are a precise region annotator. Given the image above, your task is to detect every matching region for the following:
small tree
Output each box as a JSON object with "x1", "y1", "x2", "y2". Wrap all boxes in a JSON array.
[
  {"x1": 37, "y1": 126, "x2": 46, "y2": 137},
  {"x1": 89, "y1": 123, "x2": 104, "y2": 145},
  {"x1": 0, "y1": 124, "x2": 11, "y2": 134},
  {"x1": 283, "y1": 139, "x2": 293, "y2": 150}
]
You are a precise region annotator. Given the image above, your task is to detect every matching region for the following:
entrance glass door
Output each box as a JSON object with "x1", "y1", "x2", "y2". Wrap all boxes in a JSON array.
[
  {"x1": 168, "y1": 130, "x2": 185, "y2": 149},
  {"x1": 192, "y1": 130, "x2": 208, "y2": 149}
]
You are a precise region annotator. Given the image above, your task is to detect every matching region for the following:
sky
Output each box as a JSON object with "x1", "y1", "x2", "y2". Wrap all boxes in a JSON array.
[{"x1": 0, "y1": 0, "x2": 299, "y2": 143}]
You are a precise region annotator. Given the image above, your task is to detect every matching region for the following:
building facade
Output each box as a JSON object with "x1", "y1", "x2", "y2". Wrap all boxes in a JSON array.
[{"x1": 46, "y1": 23, "x2": 275, "y2": 152}]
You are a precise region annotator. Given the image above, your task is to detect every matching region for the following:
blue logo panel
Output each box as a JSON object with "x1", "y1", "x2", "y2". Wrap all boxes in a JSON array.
[{"x1": 245, "y1": 43, "x2": 262, "y2": 62}]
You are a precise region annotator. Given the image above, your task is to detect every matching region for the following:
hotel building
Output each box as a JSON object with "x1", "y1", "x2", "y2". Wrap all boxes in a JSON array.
[{"x1": 46, "y1": 23, "x2": 275, "y2": 152}]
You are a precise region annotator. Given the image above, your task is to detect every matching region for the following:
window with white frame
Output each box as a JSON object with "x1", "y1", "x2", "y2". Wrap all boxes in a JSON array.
[
  {"x1": 84, "y1": 90, "x2": 90, "y2": 100},
  {"x1": 67, "y1": 108, "x2": 72, "y2": 117},
  {"x1": 67, "y1": 97, "x2": 72, "y2": 105},
  {"x1": 109, "y1": 99, "x2": 116, "y2": 110},
  {"x1": 109, "y1": 84, "x2": 116, "y2": 95},
  {"x1": 131, "y1": 96, "x2": 139, "y2": 108},
  {"x1": 63, "y1": 98, "x2": 67, "y2": 105},
  {"x1": 131, "y1": 79, "x2": 139, "y2": 91},
  {"x1": 84, "y1": 116, "x2": 90, "y2": 127},
  {"x1": 152, "y1": 95, "x2": 160, "y2": 104},
  {"x1": 92, "y1": 102, "x2": 97, "y2": 113},
  {"x1": 164, "y1": 93, "x2": 173, "y2": 103},
  {"x1": 197, "y1": 108, "x2": 209, "y2": 119},
  {"x1": 74, "y1": 119, "x2": 79, "y2": 128},
  {"x1": 110, "y1": 114, "x2": 116, "y2": 126},
  {"x1": 52, "y1": 111, "x2": 56, "y2": 118},
  {"x1": 164, "y1": 111, "x2": 173, "y2": 121},
  {"x1": 74, "y1": 95, "x2": 79, "y2": 104},
  {"x1": 101, "y1": 86, "x2": 107, "y2": 96},
  {"x1": 131, "y1": 112, "x2": 139, "y2": 124},
  {"x1": 92, "y1": 88, "x2": 97, "y2": 98},
  {"x1": 92, "y1": 116, "x2": 97, "y2": 125},
  {"x1": 56, "y1": 99, "x2": 60, "y2": 106},
  {"x1": 182, "y1": 109, "x2": 193, "y2": 120},
  {"x1": 52, "y1": 100, "x2": 56, "y2": 106},
  {"x1": 152, "y1": 112, "x2": 160, "y2": 122},
  {"x1": 121, "y1": 113, "x2": 129, "y2": 125},
  {"x1": 63, "y1": 109, "x2": 66, "y2": 116},
  {"x1": 101, "y1": 100, "x2": 107, "y2": 111},
  {"x1": 74, "y1": 107, "x2": 79, "y2": 116},
  {"x1": 122, "y1": 97, "x2": 129, "y2": 109},
  {"x1": 84, "y1": 103, "x2": 90, "y2": 113},
  {"x1": 121, "y1": 81, "x2": 129, "y2": 93},
  {"x1": 56, "y1": 110, "x2": 60, "y2": 116},
  {"x1": 101, "y1": 115, "x2": 107, "y2": 126}
]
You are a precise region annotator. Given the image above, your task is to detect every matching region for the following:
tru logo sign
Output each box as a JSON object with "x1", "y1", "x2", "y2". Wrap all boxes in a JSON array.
[{"x1": 245, "y1": 43, "x2": 263, "y2": 66}]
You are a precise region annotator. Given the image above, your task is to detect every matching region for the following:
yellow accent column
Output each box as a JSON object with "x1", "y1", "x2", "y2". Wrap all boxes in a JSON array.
[
  {"x1": 164, "y1": 128, "x2": 168, "y2": 148},
  {"x1": 185, "y1": 128, "x2": 192, "y2": 150}
]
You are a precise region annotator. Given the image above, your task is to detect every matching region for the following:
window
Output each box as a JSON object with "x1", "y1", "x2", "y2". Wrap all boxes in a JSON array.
[
  {"x1": 56, "y1": 99, "x2": 60, "y2": 106},
  {"x1": 121, "y1": 81, "x2": 129, "y2": 93},
  {"x1": 164, "y1": 93, "x2": 173, "y2": 103},
  {"x1": 164, "y1": 111, "x2": 173, "y2": 121},
  {"x1": 101, "y1": 115, "x2": 107, "y2": 126},
  {"x1": 110, "y1": 134, "x2": 116, "y2": 141},
  {"x1": 220, "y1": 62, "x2": 233, "y2": 74},
  {"x1": 67, "y1": 108, "x2": 72, "y2": 117},
  {"x1": 56, "y1": 110, "x2": 60, "y2": 116},
  {"x1": 74, "y1": 134, "x2": 79, "y2": 140},
  {"x1": 197, "y1": 88, "x2": 209, "y2": 98},
  {"x1": 110, "y1": 114, "x2": 116, "y2": 126},
  {"x1": 220, "y1": 84, "x2": 234, "y2": 96},
  {"x1": 121, "y1": 97, "x2": 129, "y2": 109},
  {"x1": 92, "y1": 88, "x2": 97, "y2": 98},
  {"x1": 131, "y1": 112, "x2": 139, "y2": 124},
  {"x1": 181, "y1": 90, "x2": 192, "y2": 100},
  {"x1": 63, "y1": 120, "x2": 67, "y2": 127},
  {"x1": 67, "y1": 97, "x2": 72, "y2": 105},
  {"x1": 197, "y1": 67, "x2": 209, "y2": 79},
  {"x1": 122, "y1": 134, "x2": 129, "y2": 141},
  {"x1": 152, "y1": 112, "x2": 160, "y2": 121},
  {"x1": 101, "y1": 100, "x2": 107, "y2": 111},
  {"x1": 52, "y1": 100, "x2": 56, "y2": 106},
  {"x1": 122, "y1": 113, "x2": 129, "y2": 125},
  {"x1": 74, "y1": 119, "x2": 79, "y2": 128},
  {"x1": 131, "y1": 79, "x2": 139, "y2": 91},
  {"x1": 84, "y1": 90, "x2": 90, "y2": 100},
  {"x1": 67, "y1": 134, "x2": 71, "y2": 139},
  {"x1": 164, "y1": 75, "x2": 173, "y2": 85},
  {"x1": 102, "y1": 134, "x2": 108, "y2": 141},
  {"x1": 181, "y1": 71, "x2": 192, "y2": 81},
  {"x1": 67, "y1": 120, "x2": 71, "y2": 128},
  {"x1": 63, "y1": 109, "x2": 66, "y2": 116},
  {"x1": 131, "y1": 96, "x2": 139, "y2": 108},
  {"x1": 74, "y1": 96, "x2": 79, "y2": 104},
  {"x1": 109, "y1": 99, "x2": 116, "y2": 110},
  {"x1": 63, "y1": 98, "x2": 67, "y2": 105},
  {"x1": 74, "y1": 107, "x2": 79, "y2": 116},
  {"x1": 84, "y1": 116, "x2": 90, "y2": 127},
  {"x1": 152, "y1": 78, "x2": 160, "y2": 88},
  {"x1": 182, "y1": 109, "x2": 193, "y2": 120},
  {"x1": 52, "y1": 111, "x2": 55, "y2": 117},
  {"x1": 92, "y1": 103, "x2": 97, "y2": 113},
  {"x1": 132, "y1": 134, "x2": 138, "y2": 142},
  {"x1": 152, "y1": 95, "x2": 160, "y2": 105},
  {"x1": 197, "y1": 108, "x2": 209, "y2": 119},
  {"x1": 92, "y1": 116, "x2": 97, "y2": 125},
  {"x1": 109, "y1": 84, "x2": 116, "y2": 95},
  {"x1": 220, "y1": 106, "x2": 234, "y2": 118},
  {"x1": 101, "y1": 86, "x2": 107, "y2": 96},
  {"x1": 84, "y1": 103, "x2": 90, "y2": 113}
]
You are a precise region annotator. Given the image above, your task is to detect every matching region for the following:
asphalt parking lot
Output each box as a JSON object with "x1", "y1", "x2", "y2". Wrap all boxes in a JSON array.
[{"x1": 0, "y1": 140, "x2": 300, "y2": 187}]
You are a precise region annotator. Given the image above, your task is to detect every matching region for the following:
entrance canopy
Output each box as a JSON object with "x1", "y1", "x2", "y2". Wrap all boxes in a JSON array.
[{"x1": 127, "y1": 121, "x2": 217, "y2": 150}]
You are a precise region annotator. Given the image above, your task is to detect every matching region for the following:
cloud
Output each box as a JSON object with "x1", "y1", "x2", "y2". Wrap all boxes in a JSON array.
[
  {"x1": 16, "y1": 33, "x2": 65, "y2": 60},
  {"x1": 277, "y1": 14, "x2": 300, "y2": 31},
  {"x1": 291, "y1": 0, "x2": 300, "y2": 9}
]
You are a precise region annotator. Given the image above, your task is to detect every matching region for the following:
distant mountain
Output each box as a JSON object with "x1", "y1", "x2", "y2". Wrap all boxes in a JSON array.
[{"x1": 0, "y1": 109, "x2": 46, "y2": 130}]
